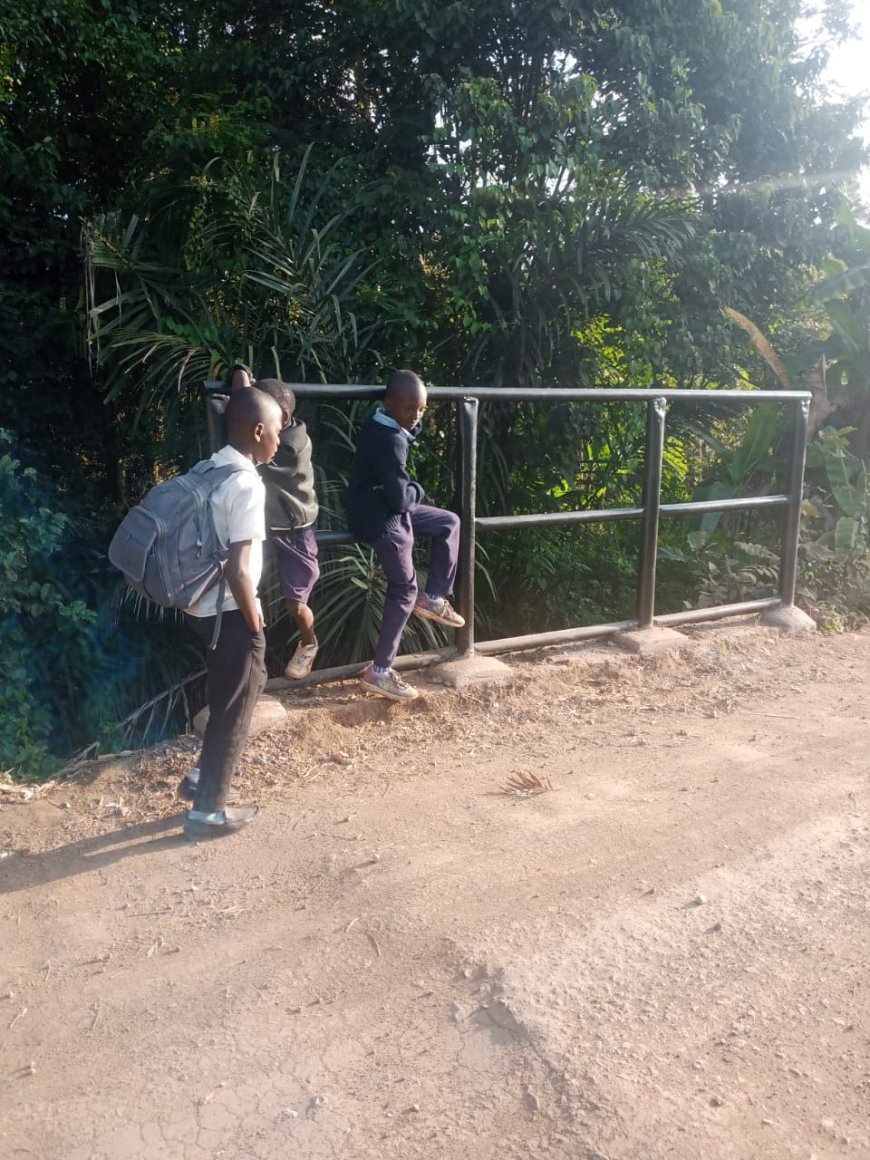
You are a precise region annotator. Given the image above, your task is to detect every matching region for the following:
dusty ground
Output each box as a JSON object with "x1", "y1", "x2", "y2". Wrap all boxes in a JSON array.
[{"x1": 1, "y1": 621, "x2": 869, "y2": 1160}]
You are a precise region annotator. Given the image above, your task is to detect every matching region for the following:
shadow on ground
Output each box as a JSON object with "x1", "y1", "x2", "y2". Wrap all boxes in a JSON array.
[{"x1": 0, "y1": 815, "x2": 185, "y2": 895}]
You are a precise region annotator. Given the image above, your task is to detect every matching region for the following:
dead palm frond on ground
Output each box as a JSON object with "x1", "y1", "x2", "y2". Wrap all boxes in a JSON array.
[{"x1": 499, "y1": 770, "x2": 554, "y2": 797}]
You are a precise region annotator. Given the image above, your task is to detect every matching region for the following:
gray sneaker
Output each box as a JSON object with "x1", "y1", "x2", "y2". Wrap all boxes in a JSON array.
[
  {"x1": 359, "y1": 665, "x2": 419, "y2": 702},
  {"x1": 412, "y1": 595, "x2": 466, "y2": 628},
  {"x1": 184, "y1": 805, "x2": 260, "y2": 841}
]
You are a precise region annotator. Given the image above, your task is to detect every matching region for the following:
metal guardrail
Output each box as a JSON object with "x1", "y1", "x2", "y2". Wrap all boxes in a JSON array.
[{"x1": 204, "y1": 382, "x2": 812, "y2": 675}]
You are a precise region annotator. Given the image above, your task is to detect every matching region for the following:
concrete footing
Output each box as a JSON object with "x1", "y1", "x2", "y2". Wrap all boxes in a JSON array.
[
  {"x1": 430, "y1": 654, "x2": 512, "y2": 690},
  {"x1": 193, "y1": 694, "x2": 288, "y2": 739},
  {"x1": 761, "y1": 604, "x2": 817, "y2": 633},
  {"x1": 614, "y1": 626, "x2": 693, "y2": 656}
]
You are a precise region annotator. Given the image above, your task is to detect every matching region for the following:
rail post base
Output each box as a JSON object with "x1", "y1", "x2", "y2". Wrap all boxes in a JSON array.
[
  {"x1": 615, "y1": 626, "x2": 693, "y2": 655},
  {"x1": 431, "y1": 655, "x2": 512, "y2": 690},
  {"x1": 761, "y1": 604, "x2": 816, "y2": 633}
]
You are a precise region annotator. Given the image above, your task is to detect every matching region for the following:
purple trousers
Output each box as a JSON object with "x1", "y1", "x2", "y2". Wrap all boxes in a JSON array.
[{"x1": 371, "y1": 504, "x2": 460, "y2": 669}]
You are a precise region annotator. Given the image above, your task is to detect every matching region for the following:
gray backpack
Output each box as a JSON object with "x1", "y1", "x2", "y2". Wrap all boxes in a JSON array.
[{"x1": 108, "y1": 459, "x2": 246, "y2": 649}]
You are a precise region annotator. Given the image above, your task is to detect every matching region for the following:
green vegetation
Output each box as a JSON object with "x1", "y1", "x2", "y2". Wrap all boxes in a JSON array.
[{"x1": 1, "y1": 0, "x2": 868, "y2": 776}]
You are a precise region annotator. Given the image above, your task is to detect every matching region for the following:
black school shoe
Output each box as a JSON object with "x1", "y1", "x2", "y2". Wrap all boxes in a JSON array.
[
  {"x1": 183, "y1": 805, "x2": 260, "y2": 841},
  {"x1": 177, "y1": 776, "x2": 241, "y2": 804}
]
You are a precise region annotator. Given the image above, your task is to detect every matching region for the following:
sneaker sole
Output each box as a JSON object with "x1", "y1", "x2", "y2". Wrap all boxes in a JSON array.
[
  {"x1": 184, "y1": 808, "x2": 260, "y2": 841},
  {"x1": 412, "y1": 607, "x2": 465, "y2": 628},
  {"x1": 183, "y1": 821, "x2": 254, "y2": 841},
  {"x1": 359, "y1": 679, "x2": 419, "y2": 703}
]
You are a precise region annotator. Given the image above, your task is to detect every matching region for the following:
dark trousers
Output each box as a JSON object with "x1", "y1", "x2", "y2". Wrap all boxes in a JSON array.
[
  {"x1": 185, "y1": 609, "x2": 267, "y2": 812},
  {"x1": 371, "y1": 504, "x2": 460, "y2": 669}
]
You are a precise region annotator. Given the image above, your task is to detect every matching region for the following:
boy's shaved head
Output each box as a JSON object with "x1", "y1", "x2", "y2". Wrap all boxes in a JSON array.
[
  {"x1": 385, "y1": 369, "x2": 425, "y2": 399},
  {"x1": 225, "y1": 384, "x2": 282, "y2": 438},
  {"x1": 256, "y1": 377, "x2": 296, "y2": 420},
  {"x1": 384, "y1": 369, "x2": 427, "y2": 431}
]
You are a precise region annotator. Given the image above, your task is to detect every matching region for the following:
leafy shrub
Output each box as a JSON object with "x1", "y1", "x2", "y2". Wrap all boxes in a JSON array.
[
  {"x1": 798, "y1": 547, "x2": 870, "y2": 631},
  {"x1": 659, "y1": 532, "x2": 780, "y2": 609},
  {"x1": 0, "y1": 431, "x2": 209, "y2": 778},
  {"x1": 0, "y1": 432, "x2": 98, "y2": 776},
  {"x1": 474, "y1": 522, "x2": 641, "y2": 636}
]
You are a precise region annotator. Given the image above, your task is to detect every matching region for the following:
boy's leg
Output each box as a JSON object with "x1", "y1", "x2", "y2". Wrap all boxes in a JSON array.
[
  {"x1": 274, "y1": 529, "x2": 320, "y2": 677},
  {"x1": 287, "y1": 599, "x2": 316, "y2": 646},
  {"x1": 370, "y1": 515, "x2": 417, "y2": 669},
  {"x1": 408, "y1": 505, "x2": 465, "y2": 629},
  {"x1": 187, "y1": 610, "x2": 266, "y2": 813},
  {"x1": 409, "y1": 505, "x2": 461, "y2": 597}
]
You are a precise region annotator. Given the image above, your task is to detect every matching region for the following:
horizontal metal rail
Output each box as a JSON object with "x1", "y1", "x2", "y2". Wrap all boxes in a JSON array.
[
  {"x1": 205, "y1": 380, "x2": 808, "y2": 405},
  {"x1": 320, "y1": 495, "x2": 790, "y2": 544},
  {"x1": 661, "y1": 494, "x2": 788, "y2": 517},
  {"x1": 475, "y1": 620, "x2": 638, "y2": 655},
  {"x1": 473, "y1": 599, "x2": 785, "y2": 656},
  {"x1": 476, "y1": 507, "x2": 643, "y2": 531},
  {"x1": 655, "y1": 597, "x2": 782, "y2": 628},
  {"x1": 315, "y1": 530, "x2": 357, "y2": 548},
  {"x1": 474, "y1": 493, "x2": 790, "y2": 533}
]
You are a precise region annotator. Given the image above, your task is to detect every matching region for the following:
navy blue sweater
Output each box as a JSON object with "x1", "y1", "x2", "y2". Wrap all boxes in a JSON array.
[{"x1": 345, "y1": 414, "x2": 425, "y2": 540}]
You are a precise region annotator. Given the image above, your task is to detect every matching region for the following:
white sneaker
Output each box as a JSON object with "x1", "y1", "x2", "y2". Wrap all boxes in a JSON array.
[{"x1": 284, "y1": 641, "x2": 318, "y2": 680}]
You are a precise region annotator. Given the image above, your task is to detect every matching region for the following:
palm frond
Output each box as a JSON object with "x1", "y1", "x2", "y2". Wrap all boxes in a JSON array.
[
  {"x1": 85, "y1": 150, "x2": 379, "y2": 424},
  {"x1": 723, "y1": 307, "x2": 791, "y2": 390}
]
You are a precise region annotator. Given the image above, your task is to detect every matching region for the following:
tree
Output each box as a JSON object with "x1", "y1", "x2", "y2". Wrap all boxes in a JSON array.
[{"x1": 0, "y1": 0, "x2": 270, "y2": 502}]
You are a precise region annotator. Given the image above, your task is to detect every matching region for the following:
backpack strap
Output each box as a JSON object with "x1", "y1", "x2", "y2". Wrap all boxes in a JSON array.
[
  {"x1": 209, "y1": 573, "x2": 227, "y2": 651},
  {"x1": 192, "y1": 457, "x2": 255, "y2": 651}
]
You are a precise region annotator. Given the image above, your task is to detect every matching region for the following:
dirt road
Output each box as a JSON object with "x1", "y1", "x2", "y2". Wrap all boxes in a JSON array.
[{"x1": 1, "y1": 623, "x2": 869, "y2": 1160}]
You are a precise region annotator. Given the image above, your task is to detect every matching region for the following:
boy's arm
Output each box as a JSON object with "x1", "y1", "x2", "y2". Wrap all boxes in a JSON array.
[
  {"x1": 225, "y1": 540, "x2": 261, "y2": 632},
  {"x1": 223, "y1": 473, "x2": 266, "y2": 631},
  {"x1": 373, "y1": 436, "x2": 425, "y2": 513}
]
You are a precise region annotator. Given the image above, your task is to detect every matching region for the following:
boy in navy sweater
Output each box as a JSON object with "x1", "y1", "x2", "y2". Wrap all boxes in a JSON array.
[{"x1": 346, "y1": 370, "x2": 464, "y2": 701}]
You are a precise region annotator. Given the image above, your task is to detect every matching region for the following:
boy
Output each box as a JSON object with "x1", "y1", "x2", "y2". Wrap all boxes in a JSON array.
[
  {"x1": 345, "y1": 369, "x2": 465, "y2": 702},
  {"x1": 255, "y1": 378, "x2": 321, "y2": 679},
  {"x1": 179, "y1": 387, "x2": 283, "y2": 839}
]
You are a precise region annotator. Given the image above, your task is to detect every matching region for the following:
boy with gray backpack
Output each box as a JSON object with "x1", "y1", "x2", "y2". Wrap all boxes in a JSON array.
[{"x1": 109, "y1": 388, "x2": 283, "y2": 839}]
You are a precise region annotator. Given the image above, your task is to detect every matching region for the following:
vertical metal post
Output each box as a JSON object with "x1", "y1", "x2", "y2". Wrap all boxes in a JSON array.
[
  {"x1": 636, "y1": 396, "x2": 667, "y2": 629},
  {"x1": 455, "y1": 396, "x2": 479, "y2": 658},
  {"x1": 778, "y1": 396, "x2": 810, "y2": 607}
]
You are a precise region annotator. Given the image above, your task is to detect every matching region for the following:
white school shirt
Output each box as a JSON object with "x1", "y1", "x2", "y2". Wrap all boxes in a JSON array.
[{"x1": 186, "y1": 445, "x2": 266, "y2": 618}]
